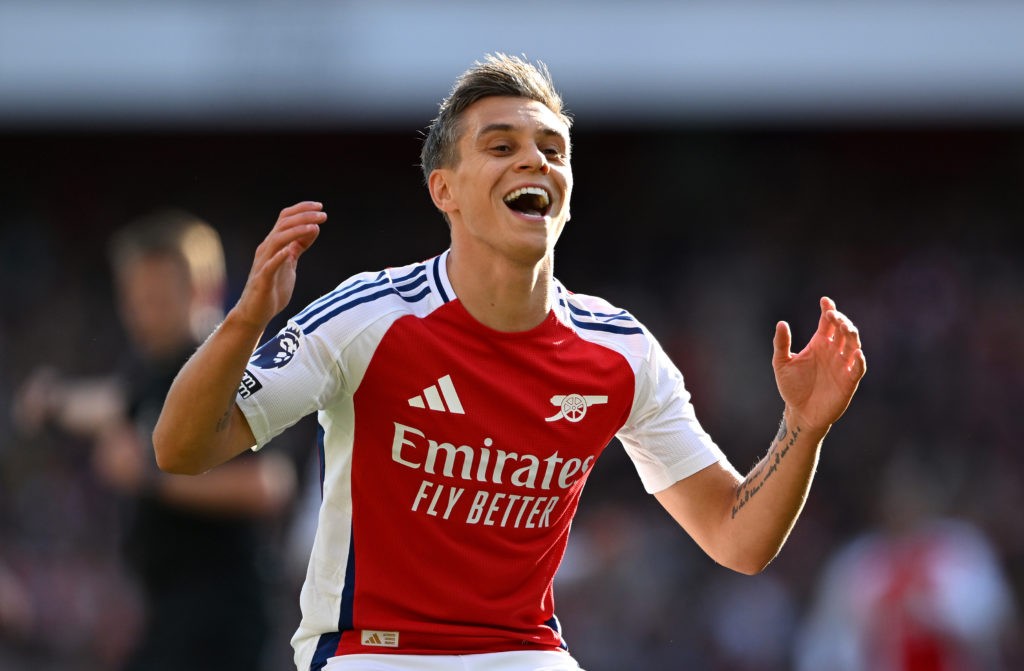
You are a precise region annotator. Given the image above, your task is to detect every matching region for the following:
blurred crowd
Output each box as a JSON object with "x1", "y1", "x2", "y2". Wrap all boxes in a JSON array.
[{"x1": 1, "y1": 126, "x2": 1021, "y2": 670}]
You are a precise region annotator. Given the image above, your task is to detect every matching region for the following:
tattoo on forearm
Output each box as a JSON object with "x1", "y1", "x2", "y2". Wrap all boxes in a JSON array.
[
  {"x1": 731, "y1": 418, "x2": 802, "y2": 519},
  {"x1": 215, "y1": 405, "x2": 232, "y2": 432}
]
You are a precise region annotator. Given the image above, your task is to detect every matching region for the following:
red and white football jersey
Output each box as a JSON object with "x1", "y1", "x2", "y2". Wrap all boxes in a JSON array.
[{"x1": 236, "y1": 251, "x2": 724, "y2": 671}]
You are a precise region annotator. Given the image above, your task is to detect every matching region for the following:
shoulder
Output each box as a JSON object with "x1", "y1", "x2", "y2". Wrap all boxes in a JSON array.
[
  {"x1": 553, "y1": 281, "x2": 655, "y2": 367},
  {"x1": 290, "y1": 254, "x2": 451, "y2": 337},
  {"x1": 554, "y1": 280, "x2": 645, "y2": 334}
]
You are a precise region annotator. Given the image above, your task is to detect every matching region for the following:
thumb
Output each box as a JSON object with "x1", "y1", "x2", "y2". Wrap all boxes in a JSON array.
[{"x1": 773, "y1": 321, "x2": 792, "y2": 368}]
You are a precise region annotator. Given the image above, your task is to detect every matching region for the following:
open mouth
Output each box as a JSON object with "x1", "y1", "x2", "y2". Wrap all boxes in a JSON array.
[{"x1": 503, "y1": 186, "x2": 552, "y2": 218}]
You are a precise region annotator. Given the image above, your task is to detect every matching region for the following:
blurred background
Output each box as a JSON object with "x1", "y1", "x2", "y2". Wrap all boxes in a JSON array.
[{"x1": 1, "y1": 1, "x2": 1022, "y2": 669}]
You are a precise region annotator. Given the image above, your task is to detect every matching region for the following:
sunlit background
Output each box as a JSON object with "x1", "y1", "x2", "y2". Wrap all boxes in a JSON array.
[{"x1": 2, "y1": 2, "x2": 1022, "y2": 669}]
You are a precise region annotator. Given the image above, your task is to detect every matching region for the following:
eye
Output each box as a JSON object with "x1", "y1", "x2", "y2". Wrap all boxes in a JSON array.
[
  {"x1": 490, "y1": 143, "x2": 513, "y2": 154},
  {"x1": 543, "y1": 147, "x2": 567, "y2": 161}
]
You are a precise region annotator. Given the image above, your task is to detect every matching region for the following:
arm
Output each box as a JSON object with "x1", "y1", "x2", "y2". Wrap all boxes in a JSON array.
[
  {"x1": 96, "y1": 420, "x2": 296, "y2": 517},
  {"x1": 11, "y1": 368, "x2": 124, "y2": 438},
  {"x1": 656, "y1": 296, "x2": 866, "y2": 574},
  {"x1": 153, "y1": 201, "x2": 326, "y2": 475}
]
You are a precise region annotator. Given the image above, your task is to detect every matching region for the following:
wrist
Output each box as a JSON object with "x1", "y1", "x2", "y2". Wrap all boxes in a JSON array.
[
  {"x1": 782, "y1": 406, "x2": 830, "y2": 442},
  {"x1": 220, "y1": 307, "x2": 271, "y2": 343}
]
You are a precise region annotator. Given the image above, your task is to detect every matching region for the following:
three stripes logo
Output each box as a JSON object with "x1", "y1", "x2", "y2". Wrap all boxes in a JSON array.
[
  {"x1": 360, "y1": 630, "x2": 399, "y2": 647},
  {"x1": 408, "y1": 374, "x2": 464, "y2": 414}
]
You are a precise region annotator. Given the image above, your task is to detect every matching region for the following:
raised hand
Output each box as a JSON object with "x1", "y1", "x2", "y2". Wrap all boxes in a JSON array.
[
  {"x1": 772, "y1": 296, "x2": 866, "y2": 433},
  {"x1": 234, "y1": 201, "x2": 326, "y2": 330}
]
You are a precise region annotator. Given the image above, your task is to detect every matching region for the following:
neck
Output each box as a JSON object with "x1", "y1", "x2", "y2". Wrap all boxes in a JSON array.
[{"x1": 446, "y1": 247, "x2": 554, "y2": 332}]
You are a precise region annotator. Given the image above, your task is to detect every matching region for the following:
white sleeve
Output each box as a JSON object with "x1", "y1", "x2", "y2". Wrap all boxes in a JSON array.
[
  {"x1": 235, "y1": 319, "x2": 345, "y2": 450},
  {"x1": 616, "y1": 333, "x2": 725, "y2": 494}
]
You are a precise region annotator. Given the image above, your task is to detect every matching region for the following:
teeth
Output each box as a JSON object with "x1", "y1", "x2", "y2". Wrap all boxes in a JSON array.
[{"x1": 503, "y1": 186, "x2": 550, "y2": 207}]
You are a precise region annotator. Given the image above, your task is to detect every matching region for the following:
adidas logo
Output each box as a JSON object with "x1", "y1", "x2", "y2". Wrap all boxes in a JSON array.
[
  {"x1": 408, "y1": 374, "x2": 464, "y2": 414},
  {"x1": 360, "y1": 630, "x2": 399, "y2": 647}
]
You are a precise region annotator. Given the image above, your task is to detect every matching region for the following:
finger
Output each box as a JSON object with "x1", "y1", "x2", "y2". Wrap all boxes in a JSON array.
[
  {"x1": 773, "y1": 320, "x2": 792, "y2": 366},
  {"x1": 278, "y1": 201, "x2": 324, "y2": 219},
  {"x1": 817, "y1": 296, "x2": 838, "y2": 340},
  {"x1": 852, "y1": 349, "x2": 867, "y2": 379},
  {"x1": 256, "y1": 222, "x2": 322, "y2": 268},
  {"x1": 819, "y1": 302, "x2": 860, "y2": 354},
  {"x1": 272, "y1": 221, "x2": 322, "y2": 256},
  {"x1": 274, "y1": 209, "x2": 327, "y2": 237},
  {"x1": 827, "y1": 308, "x2": 866, "y2": 381},
  {"x1": 835, "y1": 313, "x2": 862, "y2": 355},
  {"x1": 259, "y1": 243, "x2": 301, "y2": 278},
  {"x1": 266, "y1": 204, "x2": 327, "y2": 248}
]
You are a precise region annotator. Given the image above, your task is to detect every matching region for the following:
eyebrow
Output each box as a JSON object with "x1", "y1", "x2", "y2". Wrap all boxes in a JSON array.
[{"x1": 476, "y1": 123, "x2": 567, "y2": 143}]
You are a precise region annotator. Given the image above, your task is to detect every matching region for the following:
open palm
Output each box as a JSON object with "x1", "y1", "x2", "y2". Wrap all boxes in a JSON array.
[
  {"x1": 236, "y1": 201, "x2": 325, "y2": 329},
  {"x1": 773, "y1": 297, "x2": 866, "y2": 432}
]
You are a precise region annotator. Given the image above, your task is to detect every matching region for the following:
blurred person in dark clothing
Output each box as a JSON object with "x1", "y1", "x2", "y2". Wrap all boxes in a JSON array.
[{"x1": 12, "y1": 210, "x2": 299, "y2": 671}]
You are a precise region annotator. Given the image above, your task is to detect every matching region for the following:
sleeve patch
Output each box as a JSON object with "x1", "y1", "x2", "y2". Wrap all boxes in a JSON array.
[
  {"x1": 237, "y1": 369, "x2": 264, "y2": 399},
  {"x1": 250, "y1": 324, "x2": 302, "y2": 369}
]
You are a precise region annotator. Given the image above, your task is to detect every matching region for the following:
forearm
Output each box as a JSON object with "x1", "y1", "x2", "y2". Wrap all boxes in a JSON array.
[
  {"x1": 661, "y1": 298, "x2": 863, "y2": 574},
  {"x1": 51, "y1": 378, "x2": 125, "y2": 437},
  {"x1": 726, "y1": 407, "x2": 828, "y2": 572},
  {"x1": 13, "y1": 369, "x2": 124, "y2": 438},
  {"x1": 153, "y1": 309, "x2": 263, "y2": 474}
]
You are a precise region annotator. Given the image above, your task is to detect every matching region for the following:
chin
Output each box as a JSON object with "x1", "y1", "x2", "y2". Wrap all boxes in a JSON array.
[{"x1": 507, "y1": 238, "x2": 556, "y2": 267}]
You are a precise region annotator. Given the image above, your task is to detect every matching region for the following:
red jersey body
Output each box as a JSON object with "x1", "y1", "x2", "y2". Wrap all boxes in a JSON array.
[{"x1": 236, "y1": 251, "x2": 723, "y2": 671}]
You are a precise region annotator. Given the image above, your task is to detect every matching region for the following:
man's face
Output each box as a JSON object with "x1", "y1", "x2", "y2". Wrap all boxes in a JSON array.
[
  {"x1": 116, "y1": 253, "x2": 194, "y2": 359},
  {"x1": 430, "y1": 96, "x2": 573, "y2": 266}
]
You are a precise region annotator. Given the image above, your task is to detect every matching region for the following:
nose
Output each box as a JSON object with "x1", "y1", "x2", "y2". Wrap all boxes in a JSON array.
[{"x1": 517, "y1": 145, "x2": 550, "y2": 174}]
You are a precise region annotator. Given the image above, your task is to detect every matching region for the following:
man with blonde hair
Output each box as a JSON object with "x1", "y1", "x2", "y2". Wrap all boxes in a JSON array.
[
  {"x1": 154, "y1": 54, "x2": 865, "y2": 671},
  {"x1": 15, "y1": 209, "x2": 297, "y2": 671}
]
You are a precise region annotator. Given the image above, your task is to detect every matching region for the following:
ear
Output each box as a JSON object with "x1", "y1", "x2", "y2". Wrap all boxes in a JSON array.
[{"x1": 428, "y1": 169, "x2": 458, "y2": 215}]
